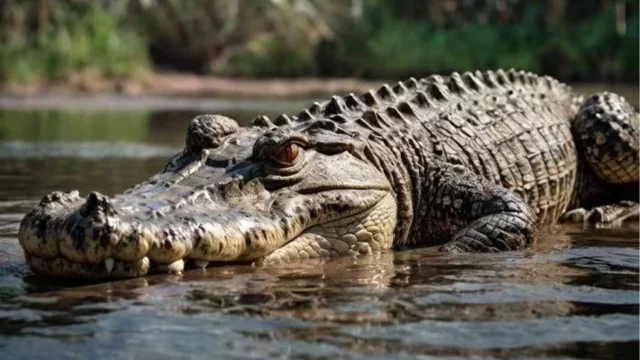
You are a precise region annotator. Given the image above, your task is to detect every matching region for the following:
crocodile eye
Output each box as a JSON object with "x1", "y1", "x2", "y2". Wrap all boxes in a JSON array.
[{"x1": 273, "y1": 143, "x2": 300, "y2": 165}]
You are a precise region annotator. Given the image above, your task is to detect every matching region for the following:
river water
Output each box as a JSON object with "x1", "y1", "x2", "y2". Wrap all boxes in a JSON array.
[{"x1": 0, "y1": 89, "x2": 638, "y2": 359}]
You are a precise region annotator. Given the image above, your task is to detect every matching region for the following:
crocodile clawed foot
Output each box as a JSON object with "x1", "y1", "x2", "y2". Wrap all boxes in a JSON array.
[
  {"x1": 559, "y1": 208, "x2": 590, "y2": 223},
  {"x1": 560, "y1": 201, "x2": 639, "y2": 228}
]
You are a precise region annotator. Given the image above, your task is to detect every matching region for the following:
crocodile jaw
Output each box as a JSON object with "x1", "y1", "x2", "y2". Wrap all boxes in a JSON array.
[{"x1": 19, "y1": 185, "x2": 392, "y2": 279}]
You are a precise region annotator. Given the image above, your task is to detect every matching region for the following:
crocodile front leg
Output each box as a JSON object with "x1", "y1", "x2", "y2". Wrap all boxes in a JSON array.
[{"x1": 421, "y1": 162, "x2": 536, "y2": 253}]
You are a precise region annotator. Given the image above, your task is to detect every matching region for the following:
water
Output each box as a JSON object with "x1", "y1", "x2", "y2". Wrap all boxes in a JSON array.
[{"x1": 0, "y1": 89, "x2": 638, "y2": 359}]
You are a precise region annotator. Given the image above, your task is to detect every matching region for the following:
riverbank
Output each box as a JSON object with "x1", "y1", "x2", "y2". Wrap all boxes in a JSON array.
[
  {"x1": 0, "y1": 72, "x2": 383, "y2": 99},
  {"x1": 0, "y1": 72, "x2": 637, "y2": 109}
]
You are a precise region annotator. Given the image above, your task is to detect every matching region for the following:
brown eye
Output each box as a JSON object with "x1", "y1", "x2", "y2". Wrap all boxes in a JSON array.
[{"x1": 275, "y1": 143, "x2": 300, "y2": 164}]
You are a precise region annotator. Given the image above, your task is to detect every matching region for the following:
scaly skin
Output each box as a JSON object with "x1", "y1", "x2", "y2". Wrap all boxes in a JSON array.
[{"x1": 18, "y1": 69, "x2": 639, "y2": 279}]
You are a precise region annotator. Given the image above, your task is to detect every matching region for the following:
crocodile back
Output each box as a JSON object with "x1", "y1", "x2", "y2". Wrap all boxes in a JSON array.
[
  {"x1": 427, "y1": 72, "x2": 579, "y2": 224},
  {"x1": 280, "y1": 69, "x2": 580, "y2": 224}
]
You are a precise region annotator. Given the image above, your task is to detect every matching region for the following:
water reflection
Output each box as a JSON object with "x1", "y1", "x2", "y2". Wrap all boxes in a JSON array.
[
  {"x1": 0, "y1": 110, "x2": 151, "y2": 142},
  {"x1": 0, "y1": 104, "x2": 308, "y2": 147},
  {"x1": 0, "y1": 157, "x2": 167, "y2": 201}
]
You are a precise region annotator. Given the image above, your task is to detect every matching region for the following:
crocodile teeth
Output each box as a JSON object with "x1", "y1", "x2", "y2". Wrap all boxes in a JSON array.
[
  {"x1": 167, "y1": 259, "x2": 184, "y2": 274},
  {"x1": 105, "y1": 257, "x2": 115, "y2": 274},
  {"x1": 194, "y1": 260, "x2": 209, "y2": 269}
]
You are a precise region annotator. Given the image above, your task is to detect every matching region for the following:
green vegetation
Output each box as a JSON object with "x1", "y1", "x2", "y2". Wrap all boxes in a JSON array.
[
  {"x1": 0, "y1": 1, "x2": 148, "y2": 84},
  {"x1": 0, "y1": 0, "x2": 637, "y2": 84},
  {"x1": 315, "y1": 1, "x2": 639, "y2": 81}
]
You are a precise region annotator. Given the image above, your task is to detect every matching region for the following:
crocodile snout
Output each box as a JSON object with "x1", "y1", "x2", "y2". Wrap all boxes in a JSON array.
[
  {"x1": 18, "y1": 186, "x2": 299, "y2": 279},
  {"x1": 18, "y1": 190, "x2": 154, "y2": 278}
]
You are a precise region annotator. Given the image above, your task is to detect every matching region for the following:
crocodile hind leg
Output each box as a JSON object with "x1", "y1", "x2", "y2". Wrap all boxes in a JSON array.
[
  {"x1": 563, "y1": 92, "x2": 640, "y2": 226},
  {"x1": 421, "y1": 163, "x2": 536, "y2": 253}
]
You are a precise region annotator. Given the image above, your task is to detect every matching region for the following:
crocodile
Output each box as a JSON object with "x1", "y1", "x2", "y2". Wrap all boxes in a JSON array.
[{"x1": 18, "y1": 69, "x2": 639, "y2": 279}]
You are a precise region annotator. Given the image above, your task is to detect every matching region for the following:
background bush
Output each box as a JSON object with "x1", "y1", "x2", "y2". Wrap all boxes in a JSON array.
[
  {"x1": 0, "y1": 0, "x2": 637, "y2": 84},
  {"x1": 0, "y1": 0, "x2": 148, "y2": 84},
  {"x1": 314, "y1": 0, "x2": 639, "y2": 82}
]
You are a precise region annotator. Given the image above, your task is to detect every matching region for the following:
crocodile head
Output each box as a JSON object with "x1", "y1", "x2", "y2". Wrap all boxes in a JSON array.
[{"x1": 19, "y1": 115, "x2": 398, "y2": 279}]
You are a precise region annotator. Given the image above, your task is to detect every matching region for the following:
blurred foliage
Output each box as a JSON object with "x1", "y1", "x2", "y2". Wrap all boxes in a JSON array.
[
  {"x1": 316, "y1": 0, "x2": 639, "y2": 81},
  {"x1": 0, "y1": 0, "x2": 637, "y2": 84},
  {"x1": 131, "y1": 0, "x2": 340, "y2": 76},
  {"x1": 0, "y1": 0, "x2": 148, "y2": 84}
]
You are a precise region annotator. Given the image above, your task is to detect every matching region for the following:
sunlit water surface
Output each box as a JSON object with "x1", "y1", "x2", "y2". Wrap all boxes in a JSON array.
[{"x1": 0, "y1": 90, "x2": 638, "y2": 359}]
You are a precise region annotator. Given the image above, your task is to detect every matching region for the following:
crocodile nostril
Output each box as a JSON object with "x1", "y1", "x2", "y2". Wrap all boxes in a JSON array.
[{"x1": 80, "y1": 191, "x2": 116, "y2": 217}]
